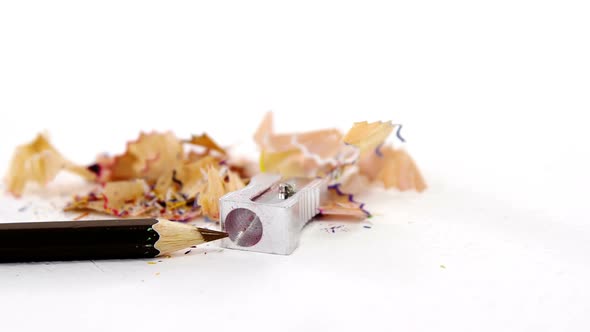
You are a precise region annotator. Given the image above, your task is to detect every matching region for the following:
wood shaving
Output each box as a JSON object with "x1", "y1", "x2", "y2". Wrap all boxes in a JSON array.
[
  {"x1": 5, "y1": 113, "x2": 425, "y2": 222},
  {"x1": 5, "y1": 133, "x2": 95, "y2": 196}
]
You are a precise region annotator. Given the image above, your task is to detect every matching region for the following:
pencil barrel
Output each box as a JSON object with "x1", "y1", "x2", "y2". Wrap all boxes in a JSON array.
[{"x1": 0, "y1": 219, "x2": 160, "y2": 262}]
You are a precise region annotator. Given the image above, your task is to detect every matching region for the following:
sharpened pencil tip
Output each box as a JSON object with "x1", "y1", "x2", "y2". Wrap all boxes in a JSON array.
[{"x1": 198, "y1": 228, "x2": 228, "y2": 242}]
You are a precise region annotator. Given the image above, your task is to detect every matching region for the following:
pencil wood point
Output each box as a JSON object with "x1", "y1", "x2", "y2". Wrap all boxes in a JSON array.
[{"x1": 153, "y1": 218, "x2": 228, "y2": 255}]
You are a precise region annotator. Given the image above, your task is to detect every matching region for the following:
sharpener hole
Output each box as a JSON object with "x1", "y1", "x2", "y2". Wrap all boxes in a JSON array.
[{"x1": 225, "y1": 208, "x2": 263, "y2": 247}]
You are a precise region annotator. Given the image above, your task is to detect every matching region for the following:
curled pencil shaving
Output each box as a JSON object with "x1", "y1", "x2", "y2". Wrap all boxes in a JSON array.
[
  {"x1": 107, "y1": 131, "x2": 183, "y2": 183},
  {"x1": 5, "y1": 133, "x2": 95, "y2": 196},
  {"x1": 333, "y1": 165, "x2": 370, "y2": 194},
  {"x1": 153, "y1": 156, "x2": 217, "y2": 199},
  {"x1": 255, "y1": 112, "x2": 345, "y2": 178},
  {"x1": 342, "y1": 120, "x2": 394, "y2": 155},
  {"x1": 359, "y1": 146, "x2": 426, "y2": 192},
  {"x1": 102, "y1": 180, "x2": 148, "y2": 210},
  {"x1": 200, "y1": 166, "x2": 245, "y2": 221},
  {"x1": 185, "y1": 133, "x2": 226, "y2": 155},
  {"x1": 318, "y1": 184, "x2": 371, "y2": 219}
]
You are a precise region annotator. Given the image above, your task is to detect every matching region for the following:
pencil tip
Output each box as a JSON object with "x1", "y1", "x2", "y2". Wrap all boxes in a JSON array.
[{"x1": 198, "y1": 228, "x2": 228, "y2": 242}]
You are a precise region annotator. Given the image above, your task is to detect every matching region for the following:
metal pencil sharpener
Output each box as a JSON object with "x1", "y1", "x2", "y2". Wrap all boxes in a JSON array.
[{"x1": 219, "y1": 173, "x2": 328, "y2": 255}]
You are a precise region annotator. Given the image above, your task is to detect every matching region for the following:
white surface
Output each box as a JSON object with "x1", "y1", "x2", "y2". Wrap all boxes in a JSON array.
[{"x1": 0, "y1": 1, "x2": 589, "y2": 331}]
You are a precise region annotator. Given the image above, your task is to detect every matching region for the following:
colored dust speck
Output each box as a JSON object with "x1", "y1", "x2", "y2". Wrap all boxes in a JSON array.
[
  {"x1": 147, "y1": 261, "x2": 157, "y2": 265},
  {"x1": 396, "y1": 124, "x2": 405, "y2": 142},
  {"x1": 155, "y1": 272, "x2": 160, "y2": 276},
  {"x1": 375, "y1": 144, "x2": 384, "y2": 157},
  {"x1": 321, "y1": 225, "x2": 348, "y2": 234},
  {"x1": 18, "y1": 204, "x2": 31, "y2": 212},
  {"x1": 440, "y1": 264, "x2": 446, "y2": 269}
]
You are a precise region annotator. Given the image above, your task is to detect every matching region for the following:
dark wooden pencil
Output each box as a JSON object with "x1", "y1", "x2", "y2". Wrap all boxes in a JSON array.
[{"x1": 0, "y1": 218, "x2": 227, "y2": 262}]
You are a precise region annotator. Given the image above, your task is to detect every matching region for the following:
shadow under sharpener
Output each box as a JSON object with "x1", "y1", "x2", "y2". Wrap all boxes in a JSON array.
[{"x1": 219, "y1": 173, "x2": 327, "y2": 255}]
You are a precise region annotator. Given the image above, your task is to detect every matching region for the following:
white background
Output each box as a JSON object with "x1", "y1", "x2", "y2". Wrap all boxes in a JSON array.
[{"x1": 0, "y1": 1, "x2": 589, "y2": 331}]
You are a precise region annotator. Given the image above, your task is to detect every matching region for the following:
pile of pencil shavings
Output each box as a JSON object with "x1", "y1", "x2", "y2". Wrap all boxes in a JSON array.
[{"x1": 4, "y1": 113, "x2": 426, "y2": 222}]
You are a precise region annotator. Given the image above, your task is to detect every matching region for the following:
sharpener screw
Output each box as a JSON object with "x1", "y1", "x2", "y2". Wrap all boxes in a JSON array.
[{"x1": 278, "y1": 183, "x2": 295, "y2": 200}]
